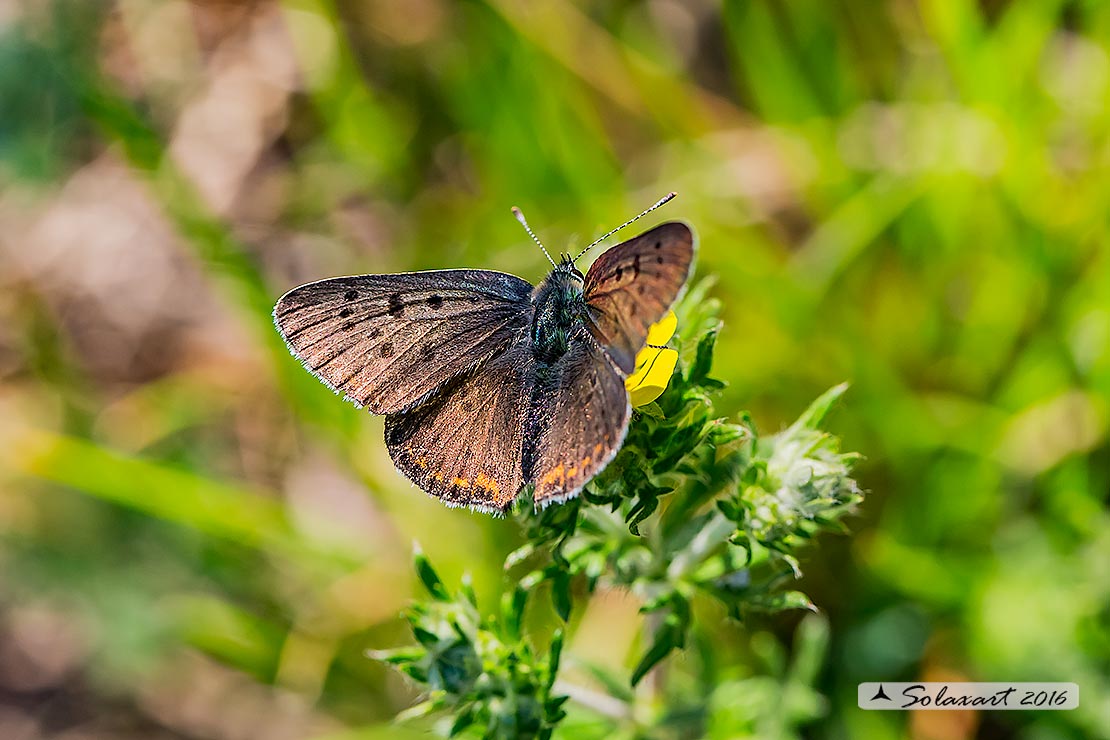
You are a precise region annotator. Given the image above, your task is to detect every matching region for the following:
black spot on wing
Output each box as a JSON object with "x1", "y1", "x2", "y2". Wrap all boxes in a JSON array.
[
  {"x1": 344, "y1": 289, "x2": 358, "y2": 300},
  {"x1": 339, "y1": 307, "x2": 353, "y2": 318},
  {"x1": 388, "y1": 294, "x2": 405, "y2": 317},
  {"x1": 427, "y1": 294, "x2": 443, "y2": 308}
]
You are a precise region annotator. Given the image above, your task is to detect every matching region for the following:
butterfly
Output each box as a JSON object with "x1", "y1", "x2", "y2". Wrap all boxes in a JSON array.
[{"x1": 273, "y1": 194, "x2": 694, "y2": 514}]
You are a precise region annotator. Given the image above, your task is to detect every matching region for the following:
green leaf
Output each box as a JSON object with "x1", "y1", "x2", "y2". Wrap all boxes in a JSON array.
[
  {"x1": 631, "y1": 594, "x2": 691, "y2": 686},
  {"x1": 461, "y1": 573, "x2": 478, "y2": 607},
  {"x1": 546, "y1": 630, "x2": 564, "y2": 689},
  {"x1": 449, "y1": 707, "x2": 476, "y2": 736},
  {"x1": 689, "y1": 326, "x2": 721, "y2": 386},
  {"x1": 394, "y1": 699, "x2": 440, "y2": 723},
  {"x1": 367, "y1": 647, "x2": 425, "y2": 664},
  {"x1": 505, "y1": 543, "x2": 536, "y2": 570},
  {"x1": 626, "y1": 495, "x2": 660, "y2": 535},
  {"x1": 631, "y1": 624, "x2": 680, "y2": 686},
  {"x1": 413, "y1": 543, "x2": 450, "y2": 601},
  {"x1": 747, "y1": 590, "x2": 817, "y2": 613},
  {"x1": 502, "y1": 585, "x2": 528, "y2": 641},
  {"x1": 551, "y1": 569, "x2": 572, "y2": 622},
  {"x1": 791, "y1": 383, "x2": 849, "y2": 431}
]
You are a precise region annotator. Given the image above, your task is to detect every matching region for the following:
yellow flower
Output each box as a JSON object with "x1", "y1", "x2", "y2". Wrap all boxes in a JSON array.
[{"x1": 625, "y1": 311, "x2": 679, "y2": 407}]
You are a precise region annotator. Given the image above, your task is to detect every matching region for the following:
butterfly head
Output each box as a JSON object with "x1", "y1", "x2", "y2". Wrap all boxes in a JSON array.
[{"x1": 556, "y1": 253, "x2": 585, "y2": 280}]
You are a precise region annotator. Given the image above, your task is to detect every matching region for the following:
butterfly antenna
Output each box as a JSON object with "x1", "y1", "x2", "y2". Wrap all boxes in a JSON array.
[
  {"x1": 511, "y1": 206, "x2": 557, "y2": 268},
  {"x1": 572, "y1": 191, "x2": 677, "y2": 263}
]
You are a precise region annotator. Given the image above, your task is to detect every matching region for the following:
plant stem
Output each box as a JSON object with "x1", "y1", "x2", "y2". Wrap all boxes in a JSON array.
[
  {"x1": 553, "y1": 679, "x2": 632, "y2": 722},
  {"x1": 666, "y1": 511, "x2": 734, "y2": 580}
]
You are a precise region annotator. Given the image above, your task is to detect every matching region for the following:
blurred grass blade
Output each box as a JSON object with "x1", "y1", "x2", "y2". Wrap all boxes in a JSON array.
[{"x1": 6, "y1": 428, "x2": 357, "y2": 565}]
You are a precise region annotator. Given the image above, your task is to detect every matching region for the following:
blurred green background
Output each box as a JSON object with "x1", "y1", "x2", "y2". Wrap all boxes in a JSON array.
[{"x1": 1, "y1": 0, "x2": 1108, "y2": 738}]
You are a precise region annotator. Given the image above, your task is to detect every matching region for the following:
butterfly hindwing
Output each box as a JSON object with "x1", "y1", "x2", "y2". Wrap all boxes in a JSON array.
[
  {"x1": 385, "y1": 340, "x2": 535, "y2": 513},
  {"x1": 527, "y1": 333, "x2": 631, "y2": 507},
  {"x1": 274, "y1": 270, "x2": 533, "y2": 414},
  {"x1": 583, "y1": 222, "x2": 694, "y2": 373}
]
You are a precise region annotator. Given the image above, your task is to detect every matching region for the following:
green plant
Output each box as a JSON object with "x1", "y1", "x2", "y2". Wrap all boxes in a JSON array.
[{"x1": 373, "y1": 282, "x2": 862, "y2": 739}]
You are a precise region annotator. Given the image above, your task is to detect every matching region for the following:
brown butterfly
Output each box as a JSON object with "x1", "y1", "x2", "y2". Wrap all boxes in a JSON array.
[{"x1": 274, "y1": 195, "x2": 694, "y2": 514}]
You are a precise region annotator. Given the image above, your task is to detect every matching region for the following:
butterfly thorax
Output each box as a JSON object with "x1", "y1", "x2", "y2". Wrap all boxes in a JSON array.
[{"x1": 530, "y1": 265, "x2": 585, "y2": 365}]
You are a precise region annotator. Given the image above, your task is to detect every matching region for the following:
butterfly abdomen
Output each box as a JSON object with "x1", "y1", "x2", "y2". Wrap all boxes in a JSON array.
[{"x1": 530, "y1": 269, "x2": 585, "y2": 364}]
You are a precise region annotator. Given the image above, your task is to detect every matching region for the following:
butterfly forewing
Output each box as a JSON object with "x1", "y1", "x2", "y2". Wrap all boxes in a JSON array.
[
  {"x1": 385, "y1": 341, "x2": 535, "y2": 513},
  {"x1": 583, "y1": 222, "x2": 694, "y2": 373},
  {"x1": 528, "y1": 335, "x2": 631, "y2": 507},
  {"x1": 274, "y1": 270, "x2": 533, "y2": 414}
]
